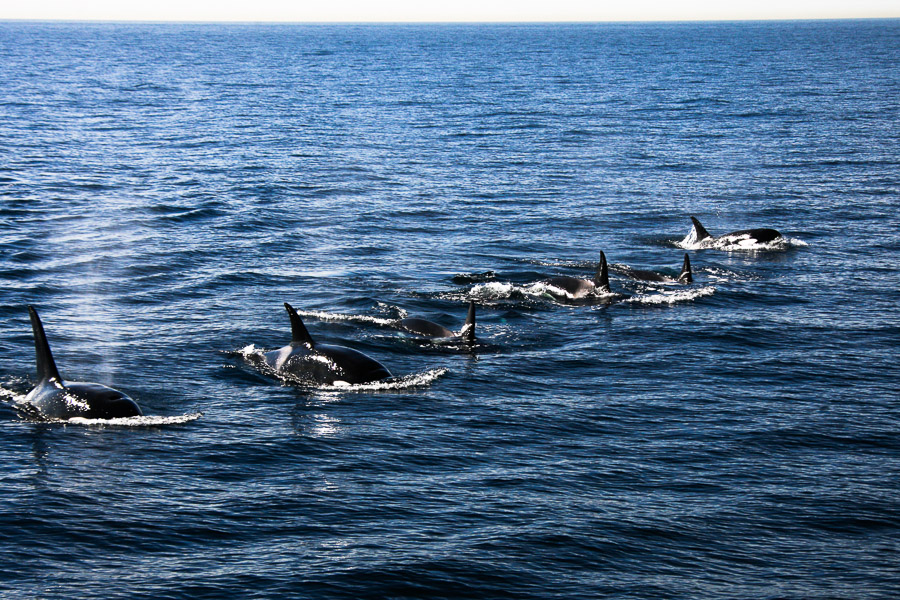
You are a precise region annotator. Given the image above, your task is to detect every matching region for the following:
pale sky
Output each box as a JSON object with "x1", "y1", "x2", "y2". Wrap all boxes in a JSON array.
[{"x1": 1, "y1": 0, "x2": 898, "y2": 22}]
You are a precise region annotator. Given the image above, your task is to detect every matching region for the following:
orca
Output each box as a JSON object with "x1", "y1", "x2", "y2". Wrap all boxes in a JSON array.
[
  {"x1": 618, "y1": 253, "x2": 693, "y2": 284},
  {"x1": 264, "y1": 303, "x2": 392, "y2": 385},
  {"x1": 397, "y1": 301, "x2": 476, "y2": 344},
  {"x1": 546, "y1": 252, "x2": 612, "y2": 299},
  {"x1": 21, "y1": 306, "x2": 143, "y2": 420},
  {"x1": 686, "y1": 216, "x2": 783, "y2": 249}
]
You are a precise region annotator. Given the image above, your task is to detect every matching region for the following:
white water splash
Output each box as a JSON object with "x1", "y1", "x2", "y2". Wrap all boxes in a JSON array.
[
  {"x1": 294, "y1": 309, "x2": 397, "y2": 327},
  {"x1": 237, "y1": 343, "x2": 259, "y2": 357},
  {"x1": 469, "y1": 281, "x2": 517, "y2": 299},
  {"x1": 469, "y1": 281, "x2": 568, "y2": 299},
  {"x1": 66, "y1": 413, "x2": 203, "y2": 427},
  {"x1": 320, "y1": 368, "x2": 448, "y2": 392},
  {"x1": 469, "y1": 281, "x2": 618, "y2": 302},
  {"x1": 0, "y1": 387, "x2": 25, "y2": 403},
  {"x1": 62, "y1": 391, "x2": 91, "y2": 412},
  {"x1": 677, "y1": 233, "x2": 807, "y2": 252},
  {"x1": 624, "y1": 286, "x2": 716, "y2": 305}
]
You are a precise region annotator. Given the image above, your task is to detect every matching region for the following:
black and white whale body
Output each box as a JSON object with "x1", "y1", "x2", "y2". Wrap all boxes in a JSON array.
[
  {"x1": 618, "y1": 253, "x2": 693, "y2": 284},
  {"x1": 546, "y1": 252, "x2": 613, "y2": 299},
  {"x1": 264, "y1": 303, "x2": 392, "y2": 385},
  {"x1": 684, "y1": 216, "x2": 783, "y2": 250},
  {"x1": 397, "y1": 301, "x2": 476, "y2": 344},
  {"x1": 21, "y1": 306, "x2": 143, "y2": 420}
]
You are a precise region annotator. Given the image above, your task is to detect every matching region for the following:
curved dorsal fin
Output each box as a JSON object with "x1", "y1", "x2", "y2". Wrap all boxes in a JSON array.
[
  {"x1": 283, "y1": 303, "x2": 315, "y2": 347},
  {"x1": 459, "y1": 300, "x2": 476, "y2": 344},
  {"x1": 594, "y1": 251, "x2": 610, "y2": 292},
  {"x1": 690, "y1": 216, "x2": 712, "y2": 241},
  {"x1": 678, "y1": 253, "x2": 693, "y2": 284},
  {"x1": 27, "y1": 306, "x2": 63, "y2": 383}
]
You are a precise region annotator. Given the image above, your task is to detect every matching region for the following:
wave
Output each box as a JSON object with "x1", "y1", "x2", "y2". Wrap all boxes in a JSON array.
[
  {"x1": 451, "y1": 270, "x2": 496, "y2": 284},
  {"x1": 623, "y1": 285, "x2": 717, "y2": 305},
  {"x1": 0, "y1": 386, "x2": 24, "y2": 403},
  {"x1": 293, "y1": 309, "x2": 399, "y2": 327},
  {"x1": 323, "y1": 368, "x2": 448, "y2": 391},
  {"x1": 467, "y1": 281, "x2": 619, "y2": 303},
  {"x1": 702, "y1": 266, "x2": 762, "y2": 283},
  {"x1": 520, "y1": 258, "x2": 597, "y2": 269},
  {"x1": 65, "y1": 413, "x2": 203, "y2": 426}
]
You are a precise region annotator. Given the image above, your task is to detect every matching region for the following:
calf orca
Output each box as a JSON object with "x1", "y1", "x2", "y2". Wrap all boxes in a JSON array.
[
  {"x1": 22, "y1": 306, "x2": 143, "y2": 420},
  {"x1": 265, "y1": 303, "x2": 392, "y2": 385},
  {"x1": 619, "y1": 253, "x2": 693, "y2": 284},
  {"x1": 686, "y1": 216, "x2": 783, "y2": 249},
  {"x1": 546, "y1": 252, "x2": 612, "y2": 299},
  {"x1": 397, "y1": 301, "x2": 476, "y2": 344}
]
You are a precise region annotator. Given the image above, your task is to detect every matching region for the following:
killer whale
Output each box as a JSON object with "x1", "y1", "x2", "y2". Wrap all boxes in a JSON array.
[
  {"x1": 21, "y1": 306, "x2": 143, "y2": 420},
  {"x1": 397, "y1": 301, "x2": 476, "y2": 344},
  {"x1": 264, "y1": 303, "x2": 392, "y2": 385},
  {"x1": 686, "y1": 216, "x2": 783, "y2": 249},
  {"x1": 618, "y1": 253, "x2": 693, "y2": 284},
  {"x1": 545, "y1": 252, "x2": 613, "y2": 299}
]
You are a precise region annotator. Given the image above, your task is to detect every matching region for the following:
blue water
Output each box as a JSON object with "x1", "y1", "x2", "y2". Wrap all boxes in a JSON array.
[{"x1": 1, "y1": 20, "x2": 899, "y2": 599}]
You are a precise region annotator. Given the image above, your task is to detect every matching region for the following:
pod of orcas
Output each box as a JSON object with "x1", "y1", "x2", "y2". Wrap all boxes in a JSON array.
[
  {"x1": 543, "y1": 251, "x2": 693, "y2": 302},
  {"x1": 15, "y1": 216, "x2": 783, "y2": 419}
]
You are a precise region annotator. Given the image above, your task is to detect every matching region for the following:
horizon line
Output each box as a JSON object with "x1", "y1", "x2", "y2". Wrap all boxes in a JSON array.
[{"x1": 2, "y1": 16, "x2": 898, "y2": 25}]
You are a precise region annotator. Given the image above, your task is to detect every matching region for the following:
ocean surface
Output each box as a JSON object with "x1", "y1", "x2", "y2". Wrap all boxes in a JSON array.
[{"x1": 1, "y1": 19, "x2": 898, "y2": 599}]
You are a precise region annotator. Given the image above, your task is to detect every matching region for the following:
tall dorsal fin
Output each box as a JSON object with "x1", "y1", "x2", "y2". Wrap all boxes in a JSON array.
[
  {"x1": 594, "y1": 251, "x2": 610, "y2": 292},
  {"x1": 690, "y1": 216, "x2": 712, "y2": 241},
  {"x1": 283, "y1": 303, "x2": 315, "y2": 346},
  {"x1": 678, "y1": 253, "x2": 693, "y2": 284},
  {"x1": 459, "y1": 300, "x2": 476, "y2": 344},
  {"x1": 27, "y1": 306, "x2": 63, "y2": 383}
]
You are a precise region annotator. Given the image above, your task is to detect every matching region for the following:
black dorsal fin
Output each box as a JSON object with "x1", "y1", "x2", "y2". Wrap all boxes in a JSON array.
[
  {"x1": 594, "y1": 251, "x2": 611, "y2": 292},
  {"x1": 678, "y1": 253, "x2": 693, "y2": 284},
  {"x1": 460, "y1": 300, "x2": 476, "y2": 344},
  {"x1": 283, "y1": 303, "x2": 315, "y2": 346},
  {"x1": 690, "y1": 216, "x2": 712, "y2": 241},
  {"x1": 27, "y1": 306, "x2": 62, "y2": 383}
]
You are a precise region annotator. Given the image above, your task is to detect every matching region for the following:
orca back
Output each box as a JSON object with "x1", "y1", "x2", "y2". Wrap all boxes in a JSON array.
[
  {"x1": 729, "y1": 227, "x2": 782, "y2": 243},
  {"x1": 317, "y1": 344, "x2": 392, "y2": 384},
  {"x1": 399, "y1": 317, "x2": 456, "y2": 338},
  {"x1": 547, "y1": 276, "x2": 594, "y2": 298}
]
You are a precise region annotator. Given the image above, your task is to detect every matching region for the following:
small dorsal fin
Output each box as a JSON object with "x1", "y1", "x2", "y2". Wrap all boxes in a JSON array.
[
  {"x1": 594, "y1": 251, "x2": 611, "y2": 292},
  {"x1": 690, "y1": 216, "x2": 712, "y2": 241},
  {"x1": 27, "y1": 306, "x2": 63, "y2": 383},
  {"x1": 678, "y1": 253, "x2": 693, "y2": 284},
  {"x1": 459, "y1": 300, "x2": 476, "y2": 344},
  {"x1": 283, "y1": 303, "x2": 315, "y2": 346}
]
